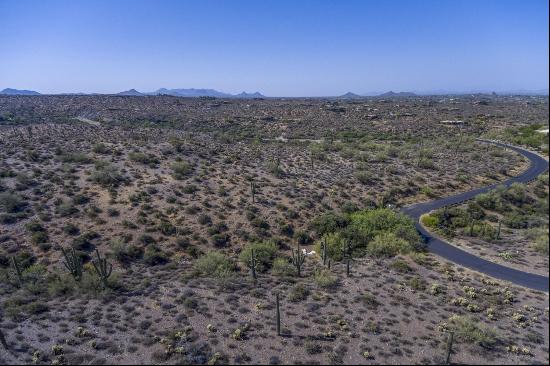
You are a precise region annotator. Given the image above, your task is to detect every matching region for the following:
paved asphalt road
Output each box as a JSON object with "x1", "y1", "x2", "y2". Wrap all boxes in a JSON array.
[{"x1": 402, "y1": 139, "x2": 549, "y2": 292}]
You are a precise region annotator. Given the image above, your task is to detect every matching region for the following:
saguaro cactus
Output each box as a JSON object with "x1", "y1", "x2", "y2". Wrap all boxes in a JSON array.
[
  {"x1": 276, "y1": 293, "x2": 281, "y2": 336},
  {"x1": 92, "y1": 249, "x2": 112, "y2": 289},
  {"x1": 11, "y1": 257, "x2": 22, "y2": 286},
  {"x1": 321, "y1": 238, "x2": 327, "y2": 265},
  {"x1": 61, "y1": 247, "x2": 83, "y2": 281},
  {"x1": 249, "y1": 248, "x2": 257, "y2": 281},
  {"x1": 445, "y1": 331, "x2": 454, "y2": 364},
  {"x1": 496, "y1": 220, "x2": 501, "y2": 240},
  {"x1": 250, "y1": 181, "x2": 257, "y2": 203},
  {"x1": 291, "y1": 243, "x2": 306, "y2": 277}
]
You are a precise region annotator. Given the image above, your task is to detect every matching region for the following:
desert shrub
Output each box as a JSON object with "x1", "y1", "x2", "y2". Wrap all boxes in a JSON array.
[
  {"x1": 192, "y1": 252, "x2": 235, "y2": 278},
  {"x1": 466, "y1": 201, "x2": 485, "y2": 220},
  {"x1": 502, "y1": 123, "x2": 548, "y2": 149},
  {"x1": 311, "y1": 212, "x2": 347, "y2": 236},
  {"x1": 91, "y1": 162, "x2": 126, "y2": 187},
  {"x1": 421, "y1": 214, "x2": 438, "y2": 228},
  {"x1": 534, "y1": 234, "x2": 549, "y2": 255},
  {"x1": 239, "y1": 241, "x2": 278, "y2": 272},
  {"x1": 92, "y1": 143, "x2": 109, "y2": 154},
  {"x1": 408, "y1": 275, "x2": 427, "y2": 291},
  {"x1": 267, "y1": 160, "x2": 284, "y2": 177},
  {"x1": 158, "y1": 221, "x2": 176, "y2": 235},
  {"x1": 502, "y1": 213, "x2": 531, "y2": 229},
  {"x1": 25, "y1": 220, "x2": 45, "y2": 233},
  {"x1": 313, "y1": 268, "x2": 339, "y2": 289},
  {"x1": 59, "y1": 152, "x2": 91, "y2": 164},
  {"x1": 475, "y1": 192, "x2": 498, "y2": 210},
  {"x1": 389, "y1": 258, "x2": 412, "y2": 272},
  {"x1": 279, "y1": 222, "x2": 294, "y2": 236},
  {"x1": 417, "y1": 158, "x2": 435, "y2": 169},
  {"x1": 128, "y1": 151, "x2": 159, "y2": 166},
  {"x1": 111, "y1": 239, "x2": 143, "y2": 264},
  {"x1": 56, "y1": 202, "x2": 78, "y2": 217},
  {"x1": 211, "y1": 233, "x2": 230, "y2": 247},
  {"x1": 72, "y1": 231, "x2": 99, "y2": 251},
  {"x1": 313, "y1": 232, "x2": 346, "y2": 261},
  {"x1": 346, "y1": 208, "x2": 421, "y2": 250},
  {"x1": 182, "y1": 184, "x2": 199, "y2": 194},
  {"x1": 367, "y1": 232, "x2": 413, "y2": 257},
  {"x1": 288, "y1": 283, "x2": 309, "y2": 302},
  {"x1": 293, "y1": 230, "x2": 311, "y2": 245},
  {"x1": 143, "y1": 245, "x2": 169, "y2": 266},
  {"x1": 502, "y1": 183, "x2": 527, "y2": 205},
  {"x1": 355, "y1": 171, "x2": 374, "y2": 185},
  {"x1": 172, "y1": 161, "x2": 193, "y2": 179},
  {"x1": 197, "y1": 214, "x2": 212, "y2": 225},
  {"x1": 446, "y1": 315, "x2": 499, "y2": 349},
  {"x1": 0, "y1": 192, "x2": 26, "y2": 213},
  {"x1": 271, "y1": 257, "x2": 295, "y2": 277},
  {"x1": 30, "y1": 231, "x2": 49, "y2": 245}
]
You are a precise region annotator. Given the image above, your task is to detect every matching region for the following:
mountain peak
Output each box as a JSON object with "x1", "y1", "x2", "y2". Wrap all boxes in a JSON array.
[
  {"x1": 0, "y1": 88, "x2": 41, "y2": 95},
  {"x1": 378, "y1": 91, "x2": 417, "y2": 97},
  {"x1": 338, "y1": 92, "x2": 363, "y2": 99},
  {"x1": 117, "y1": 89, "x2": 144, "y2": 96}
]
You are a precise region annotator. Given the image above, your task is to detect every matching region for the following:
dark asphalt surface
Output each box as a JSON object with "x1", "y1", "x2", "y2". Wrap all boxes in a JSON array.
[{"x1": 402, "y1": 139, "x2": 549, "y2": 292}]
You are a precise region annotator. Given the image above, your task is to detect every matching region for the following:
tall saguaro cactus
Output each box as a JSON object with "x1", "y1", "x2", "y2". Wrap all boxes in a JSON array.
[
  {"x1": 250, "y1": 181, "x2": 257, "y2": 203},
  {"x1": 445, "y1": 331, "x2": 454, "y2": 364},
  {"x1": 276, "y1": 293, "x2": 281, "y2": 336},
  {"x1": 321, "y1": 238, "x2": 327, "y2": 266},
  {"x1": 92, "y1": 249, "x2": 113, "y2": 289},
  {"x1": 11, "y1": 257, "x2": 22, "y2": 286},
  {"x1": 61, "y1": 247, "x2": 83, "y2": 281},
  {"x1": 291, "y1": 243, "x2": 306, "y2": 277},
  {"x1": 248, "y1": 248, "x2": 257, "y2": 282}
]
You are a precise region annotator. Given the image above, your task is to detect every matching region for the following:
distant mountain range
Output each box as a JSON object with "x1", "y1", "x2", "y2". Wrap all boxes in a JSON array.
[
  {"x1": 0, "y1": 88, "x2": 41, "y2": 95},
  {"x1": 117, "y1": 88, "x2": 265, "y2": 98},
  {"x1": 1, "y1": 87, "x2": 548, "y2": 98}
]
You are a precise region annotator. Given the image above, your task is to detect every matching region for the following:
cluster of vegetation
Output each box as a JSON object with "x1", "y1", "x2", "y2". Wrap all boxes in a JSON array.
[
  {"x1": 422, "y1": 176, "x2": 549, "y2": 256},
  {"x1": 312, "y1": 208, "x2": 423, "y2": 260},
  {"x1": 501, "y1": 123, "x2": 549, "y2": 153}
]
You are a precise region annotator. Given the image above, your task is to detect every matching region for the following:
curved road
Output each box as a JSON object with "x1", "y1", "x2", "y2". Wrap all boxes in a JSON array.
[{"x1": 402, "y1": 139, "x2": 549, "y2": 292}]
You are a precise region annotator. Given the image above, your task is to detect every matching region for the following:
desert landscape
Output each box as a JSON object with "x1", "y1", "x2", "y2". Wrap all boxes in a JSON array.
[{"x1": 0, "y1": 94, "x2": 548, "y2": 364}]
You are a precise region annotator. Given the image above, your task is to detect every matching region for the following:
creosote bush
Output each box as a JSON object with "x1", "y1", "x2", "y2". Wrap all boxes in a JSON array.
[
  {"x1": 192, "y1": 252, "x2": 235, "y2": 279},
  {"x1": 238, "y1": 241, "x2": 278, "y2": 273}
]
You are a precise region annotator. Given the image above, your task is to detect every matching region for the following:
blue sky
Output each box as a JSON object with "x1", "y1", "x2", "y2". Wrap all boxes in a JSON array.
[{"x1": 1, "y1": 0, "x2": 548, "y2": 96}]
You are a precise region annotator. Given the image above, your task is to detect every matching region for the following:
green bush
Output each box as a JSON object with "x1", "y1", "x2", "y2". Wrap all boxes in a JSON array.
[
  {"x1": 446, "y1": 315, "x2": 499, "y2": 349},
  {"x1": 346, "y1": 208, "x2": 421, "y2": 250},
  {"x1": 192, "y1": 252, "x2": 235, "y2": 278},
  {"x1": 143, "y1": 245, "x2": 169, "y2": 266},
  {"x1": 271, "y1": 257, "x2": 295, "y2": 277},
  {"x1": 172, "y1": 161, "x2": 193, "y2": 179},
  {"x1": 128, "y1": 151, "x2": 159, "y2": 166},
  {"x1": 313, "y1": 232, "x2": 346, "y2": 261},
  {"x1": 367, "y1": 232, "x2": 413, "y2": 257},
  {"x1": 421, "y1": 214, "x2": 439, "y2": 228},
  {"x1": 288, "y1": 283, "x2": 309, "y2": 302},
  {"x1": 313, "y1": 268, "x2": 339, "y2": 289},
  {"x1": 0, "y1": 192, "x2": 26, "y2": 213},
  {"x1": 311, "y1": 212, "x2": 347, "y2": 236},
  {"x1": 112, "y1": 239, "x2": 143, "y2": 264},
  {"x1": 238, "y1": 241, "x2": 278, "y2": 272},
  {"x1": 534, "y1": 234, "x2": 549, "y2": 255},
  {"x1": 91, "y1": 162, "x2": 126, "y2": 187}
]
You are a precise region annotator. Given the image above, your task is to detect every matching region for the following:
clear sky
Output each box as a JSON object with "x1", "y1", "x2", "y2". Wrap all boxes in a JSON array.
[{"x1": 1, "y1": 0, "x2": 548, "y2": 96}]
